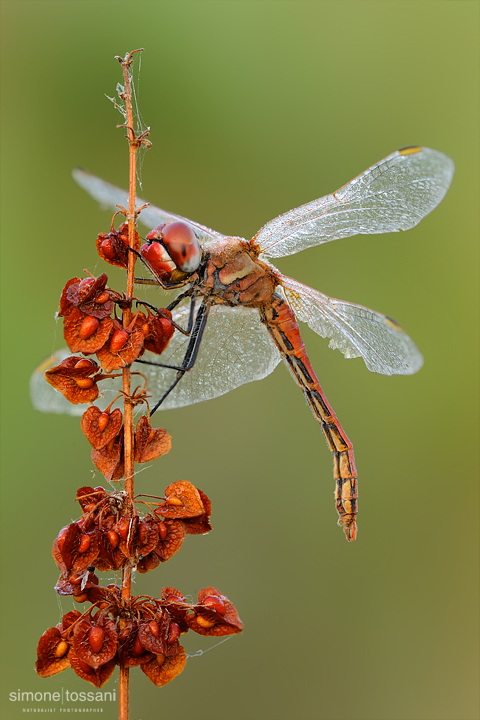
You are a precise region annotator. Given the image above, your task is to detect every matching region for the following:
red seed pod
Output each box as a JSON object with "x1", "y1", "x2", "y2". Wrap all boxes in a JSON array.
[
  {"x1": 88, "y1": 626, "x2": 105, "y2": 654},
  {"x1": 149, "y1": 621, "x2": 159, "y2": 637},
  {"x1": 158, "y1": 522, "x2": 168, "y2": 542},
  {"x1": 75, "y1": 378, "x2": 94, "y2": 389},
  {"x1": 196, "y1": 616, "x2": 216, "y2": 629},
  {"x1": 57, "y1": 527, "x2": 68, "y2": 552},
  {"x1": 138, "y1": 522, "x2": 149, "y2": 545},
  {"x1": 74, "y1": 358, "x2": 95, "y2": 370},
  {"x1": 70, "y1": 574, "x2": 83, "y2": 585},
  {"x1": 166, "y1": 496, "x2": 183, "y2": 507},
  {"x1": 156, "y1": 653, "x2": 166, "y2": 667},
  {"x1": 200, "y1": 595, "x2": 227, "y2": 616},
  {"x1": 78, "y1": 534, "x2": 91, "y2": 553},
  {"x1": 78, "y1": 316, "x2": 100, "y2": 340},
  {"x1": 77, "y1": 658, "x2": 94, "y2": 674},
  {"x1": 95, "y1": 291, "x2": 110, "y2": 304},
  {"x1": 54, "y1": 640, "x2": 69, "y2": 658},
  {"x1": 132, "y1": 635, "x2": 145, "y2": 657},
  {"x1": 110, "y1": 329, "x2": 129, "y2": 353},
  {"x1": 106, "y1": 530, "x2": 119, "y2": 549},
  {"x1": 167, "y1": 622, "x2": 180, "y2": 645},
  {"x1": 78, "y1": 278, "x2": 95, "y2": 292},
  {"x1": 117, "y1": 517, "x2": 130, "y2": 540},
  {"x1": 74, "y1": 593, "x2": 88, "y2": 603},
  {"x1": 101, "y1": 237, "x2": 117, "y2": 260},
  {"x1": 97, "y1": 413, "x2": 110, "y2": 432}
]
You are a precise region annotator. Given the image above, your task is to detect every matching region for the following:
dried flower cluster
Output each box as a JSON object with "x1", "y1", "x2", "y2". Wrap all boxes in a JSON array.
[{"x1": 36, "y1": 216, "x2": 242, "y2": 689}]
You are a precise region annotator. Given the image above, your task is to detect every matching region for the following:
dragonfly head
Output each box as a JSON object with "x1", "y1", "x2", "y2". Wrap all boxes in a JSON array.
[{"x1": 144, "y1": 221, "x2": 202, "y2": 276}]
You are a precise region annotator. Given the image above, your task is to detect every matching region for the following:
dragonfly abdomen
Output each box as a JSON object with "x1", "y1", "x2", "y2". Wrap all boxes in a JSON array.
[{"x1": 261, "y1": 294, "x2": 358, "y2": 541}]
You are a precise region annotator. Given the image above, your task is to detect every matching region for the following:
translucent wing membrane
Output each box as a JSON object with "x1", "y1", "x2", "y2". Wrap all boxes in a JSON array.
[
  {"x1": 255, "y1": 147, "x2": 455, "y2": 258},
  {"x1": 30, "y1": 304, "x2": 281, "y2": 416},
  {"x1": 30, "y1": 348, "x2": 88, "y2": 417},
  {"x1": 281, "y1": 276, "x2": 423, "y2": 375},
  {"x1": 72, "y1": 168, "x2": 225, "y2": 247},
  {"x1": 140, "y1": 302, "x2": 281, "y2": 409}
]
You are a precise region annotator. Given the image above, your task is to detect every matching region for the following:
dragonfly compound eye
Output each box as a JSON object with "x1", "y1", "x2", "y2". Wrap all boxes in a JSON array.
[
  {"x1": 140, "y1": 240, "x2": 176, "y2": 278},
  {"x1": 160, "y1": 221, "x2": 201, "y2": 273}
]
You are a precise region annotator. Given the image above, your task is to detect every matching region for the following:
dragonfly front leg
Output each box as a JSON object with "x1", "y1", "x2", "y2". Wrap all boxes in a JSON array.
[
  {"x1": 261, "y1": 295, "x2": 358, "y2": 541},
  {"x1": 135, "y1": 298, "x2": 211, "y2": 415}
]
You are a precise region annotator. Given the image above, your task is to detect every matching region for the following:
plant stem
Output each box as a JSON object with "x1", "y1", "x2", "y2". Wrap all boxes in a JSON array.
[{"x1": 116, "y1": 47, "x2": 146, "y2": 720}]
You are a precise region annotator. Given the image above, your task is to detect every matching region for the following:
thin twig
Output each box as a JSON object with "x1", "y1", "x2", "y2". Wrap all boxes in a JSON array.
[{"x1": 115, "y1": 47, "x2": 147, "y2": 720}]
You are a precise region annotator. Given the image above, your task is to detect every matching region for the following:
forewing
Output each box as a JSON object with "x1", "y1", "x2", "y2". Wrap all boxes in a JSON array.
[
  {"x1": 281, "y1": 276, "x2": 423, "y2": 375},
  {"x1": 72, "y1": 168, "x2": 225, "y2": 247},
  {"x1": 141, "y1": 302, "x2": 281, "y2": 409},
  {"x1": 255, "y1": 147, "x2": 454, "y2": 258},
  {"x1": 30, "y1": 305, "x2": 281, "y2": 416}
]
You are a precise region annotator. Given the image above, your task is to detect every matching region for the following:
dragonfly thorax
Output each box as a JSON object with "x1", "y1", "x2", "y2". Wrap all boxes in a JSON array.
[{"x1": 201, "y1": 237, "x2": 278, "y2": 307}]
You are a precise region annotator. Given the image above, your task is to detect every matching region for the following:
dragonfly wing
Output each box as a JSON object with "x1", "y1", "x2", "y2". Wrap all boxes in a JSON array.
[
  {"x1": 72, "y1": 168, "x2": 226, "y2": 247},
  {"x1": 255, "y1": 147, "x2": 455, "y2": 258},
  {"x1": 141, "y1": 302, "x2": 281, "y2": 409},
  {"x1": 281, "y1": 276, "x2": 423, "y2": 375},
  {"x1": 30, "y1": 305, "x2": 282, "y2": 415}
]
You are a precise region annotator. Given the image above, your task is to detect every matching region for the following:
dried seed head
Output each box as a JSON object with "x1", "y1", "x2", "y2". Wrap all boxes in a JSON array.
[
  {"x1": 200, "y1": 595, "x2": 227, "y2": 616},
  {"x1": 117, "y1": 517, "x2": 130, "y2": 540},
  {"x1": 54, "y1": 641, "x2": 69, "y2": 658},
  {"x1": 110, "y1": 329, "x2": 129, "y2": 353},
  {"x1": 88, "y1": 627, "x2": 105, "y2": 654},
  {"x1": 78, "y1": 316, "x2": 100, "y2": 340},
  {"x1": 75, "y1": 358, "x2": 95, "y2": 370},
  {"x1": 149, "y1": 620, "x2": 159, "y2": 637},
  {"x1": 75, "y1": 378, "x2": 94, "y2": 389},
  {"x1": 196, "y1": 616, "x2": 215, "y2": 629},
  {"x1": 167, "y1": 622, "x2": 180, "y2": 645},
  {"x1": 74, "y1": 593, "x2": 88, "y2": 603},
  {"x1": 95, "y1": 291, "x2": 110, "y2": 304},
  {"x1": 78, "y1": 534, "x2": 91, "y2": 553},
  {"x1": 97, "y1": 413, "x2": 109, "y2": 432},
  {"x1": 132, "y1": 635, "x2": 145, "y2": 657},
  {"x1": 106, "y1": 530, "x2": 119, "y2": 549}
]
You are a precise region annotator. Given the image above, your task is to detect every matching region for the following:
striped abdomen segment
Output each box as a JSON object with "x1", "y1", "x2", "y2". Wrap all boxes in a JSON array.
[{"x1": 261, "y1": 295, "x2": 358, "y2": 541}]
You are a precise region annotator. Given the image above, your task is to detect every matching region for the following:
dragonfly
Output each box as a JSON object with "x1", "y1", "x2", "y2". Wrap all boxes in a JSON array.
[{"x1": 31, "y1": 146, "x2": 454, "y2": 541}]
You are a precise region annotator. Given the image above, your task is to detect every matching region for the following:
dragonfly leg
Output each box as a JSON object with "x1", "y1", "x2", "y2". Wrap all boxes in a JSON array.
[
  {"x1": 137, "y1": 298, "x2": 211, "y2": 415},
  {"x1": 137, "y1": 293, "x2": 197, "y2": 335},
  {"x1": 261, "y1": 295, "x2": 358, "y2": 541}
]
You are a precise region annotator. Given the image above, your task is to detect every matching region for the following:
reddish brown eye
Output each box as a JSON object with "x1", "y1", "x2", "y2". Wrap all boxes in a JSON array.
[
  {"x1": 140, "y1": 241, "x2": 175, "y2": 278},
  {"x1": 160, "y1": 222, "x2": 201, "y2": 273}
]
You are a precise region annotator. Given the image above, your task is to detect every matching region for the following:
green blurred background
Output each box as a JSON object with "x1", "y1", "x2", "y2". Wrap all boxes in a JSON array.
[{"x1": 1, "y1": 2, "x2": 478, "y2": 719}]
